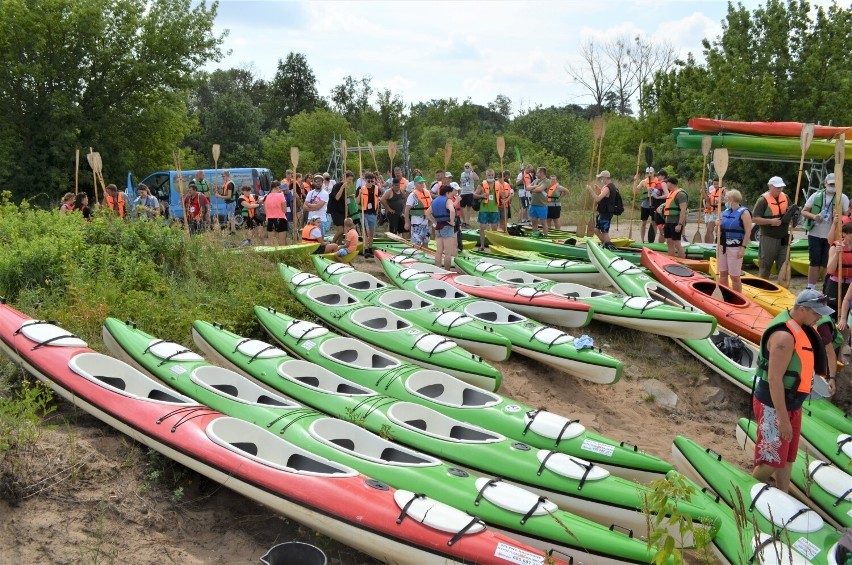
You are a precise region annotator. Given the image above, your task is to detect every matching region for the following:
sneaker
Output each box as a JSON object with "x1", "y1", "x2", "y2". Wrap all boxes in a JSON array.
[
  {"x1": 364, "y1": 248, "x2": 374, "y2": 258},
  {"x1": 241, "y1": 239, "x2": 252, "y2": 247},
  {"x1": 603, "y1": 242, "x2": 617, "y2": 251}
]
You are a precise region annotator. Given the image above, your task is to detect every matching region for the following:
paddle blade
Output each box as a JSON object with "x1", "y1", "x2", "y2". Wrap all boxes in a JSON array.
[
  {"x1": 701, "y1": 136, "x2": 712, "y2": 157},
  {"x1": 444, "y1": 142, "x2": 453, "y2": 168},
  {"x1": 93, "y1": 152, "x2": 103, "y2": 173},
  {"x1": 778, "y1": 259, "x2": 792, "y2": 288},
  {"x1": 691, "y1": 227, "x2": 702, "y2": 244},
  {"x1": 593, "y1": 116, "x2": 604, "y2": 139},
  {"x1": 368, "y1": 141, "x2": 376, "y2": 161},
  {"x1": 586, "y1": 217, "x2": 596, "y2": 236},
  {"x1": 290, "y1": 147, "x2": 300, "y2": 169},
  {"x1": 800, "y1": 123, "x2": 815, "y2": 152},
  {"x1": 388, "y1": 141, "x2": 397, "y2": 162},
  {"x1": 835, "y1": 134, "x2": 846, "y2": 167},
  {"x1": 212, "y1": 144, "x2": 221, "y2": 163},
  {"x1": 86, "y1": 150, "x2": 95, "y2": 170},
  {"x1": 713, "y1": 148, "x2": 729, "y2": 181},
  {"x1": 645, "y1": 145, "x2": 653, "y2": 167},
  {"x1": 341, "y1": 139, "x2": 348, "y2": 163},
  {"x1": 496, "y1": 136, "x2": 506, "y2": 158}
]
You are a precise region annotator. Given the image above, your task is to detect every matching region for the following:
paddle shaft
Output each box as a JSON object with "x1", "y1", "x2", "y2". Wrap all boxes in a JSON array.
[
  {"x1": 835, "y1": 134, "x2": 846, "y2": 309},
  {"x1": 628, "y1": 141, "x2": 643, "y2": 239},
  {"x1": 779, "y1": 124, "x2": 815, "y2": 287}
]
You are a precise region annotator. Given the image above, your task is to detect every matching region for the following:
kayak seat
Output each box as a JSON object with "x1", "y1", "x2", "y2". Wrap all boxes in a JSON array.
[
  {"x1": 360, "y1": 317, "x2": 409, "y2": 330},
  {"x1": 279, "y1": 360, "x2": 373, "y2": 396},
  {"x1": 405, "y1": 419, "x2": 428, "y2": 431},
  {"x1": 257, "y1": 394, "x2": 288, "y2": 407},
  {"x1": 405, "y1": 372, "x2": 501, "y2": 409},
  {"x1": 389, "y1": 299, "x2": 414, "y2": 309},
  {"x1": 349, "y1": 281, "x2": 372, "y2": 290},
  {"x1": 463, "y1": 388, "x2": 495, "y2": 407},
  {"x1": 314, "y1": 292, "x2": 357, "y2": 306},
  {"x1": 590, "y1": 291, "x2": 608, "y2": 297},
  {"x1": 99, "y1": 375, "x2": 126, "y2": 390},
  {"x1": 663, "y1": 264, "x2": 695, "y2": 277},
  {"x1": 416, "y1": 383, "x2": 444, "y2": 399},
  {"x1": 285, "y1": 454, "x2": 343, "y2": 474},
  {"x1": 330, "y1": 438, "x2": 356, "y2": 450},
  {"x1": 464, "y1": 302, "x2": 526, "y2": 324},
  {"x1": 231, "y1": 442, "x2": 258, "y2": 457},
  {"x1": 372, "y1": 355, "x2": 396, "y2": 369},
  {"x1": 561, "y1": 292, "x2": 580, "y2": 298},
  {"x1": 380, "y1": 447, "x2": 427, "y2": 464},
  {"x1": 337, "y1": 383, "x2": 367, "y2": 394},
  {"x1": 379, "y1": 290, "x2": 431, "y2": 311},
  {"x1": 311, "y1": 418, "x2": 438, "y2": 466},
  {"x1": 331, "y1": 349, "x2": 357, "y2": 363},
  {"x1": 477, "y1": 311, "x2": 498, "y2": 322},
  {"x1": 449, "y1": 426, "x2": 494, "y2": 441},
  {"x1": 296, "y1": 376, "x2": 320, "y2": 387}
]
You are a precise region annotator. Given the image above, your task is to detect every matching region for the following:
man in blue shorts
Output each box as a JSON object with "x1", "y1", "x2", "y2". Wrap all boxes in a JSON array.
[
  {"x1": 473, "y1": 168, "x2": 501, "y2": 251},
  {"x1": 588, "y1": 170, "x2": 617, "y2": 250},
  {"x1": 528, "y1": 166, "x2": 550, "y2": 237}
]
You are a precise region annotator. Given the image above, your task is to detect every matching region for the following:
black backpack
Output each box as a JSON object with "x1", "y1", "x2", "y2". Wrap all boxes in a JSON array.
[{"x1": 607, "y1": 185, "x2": 625, "y2": 216}]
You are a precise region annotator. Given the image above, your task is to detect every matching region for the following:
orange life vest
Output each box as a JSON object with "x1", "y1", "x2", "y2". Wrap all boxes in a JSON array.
[
  {"x1": 409, "y1": 189, "x2": 432, "y2": 217},
  {"x1": 832, "y1": 242, "x2": 852, "y2": 279},
  {"x1": 704, "y1": 186, "x2": 724, "y2": 213},
  {"x1": 360, "y1": 184, "x2": 380, "y2": 212},
  {"x1": 240, "y1": 194, "x2": 256, "y2": 218},
  {"x1": 664, "y1": 188, "x2": 683, "y2": 217},
  {"x1": 496, "y1": 181, "x2": 512, "y2": 207},
  {"x1": 105, "y1": 193, "x2": 126, "y2": 218},
  {"x1": 547, "y1": 183, "x2": 561, "y2": 203},
  {"x1": 301, "y1": 224, "x2": 322, "y2": 243},
  {"x1": 761, "y1": 191, "x2": 789, "y2": 218},
  {"x1": 61, "y1": 203, "x2": 74, "y2": 212}
]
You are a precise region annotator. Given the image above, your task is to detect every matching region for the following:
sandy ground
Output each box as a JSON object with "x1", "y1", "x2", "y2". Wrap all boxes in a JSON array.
[{"x1": 1, "y1": 218, "x2": 849, "y2": 565}]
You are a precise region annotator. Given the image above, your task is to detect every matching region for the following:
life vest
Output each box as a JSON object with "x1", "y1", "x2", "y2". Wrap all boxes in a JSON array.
[
  {"x1": 431, "y1": 195, "x2": 451, "y2": 222},
  {"x1": 398, "y1": 177, "x2": 408, "y2": 191},
  {"x1": 817, "y1": 315, "x2": 844, "y2": 351},
  {"x1": 830, "y1": 241, "x2": 852, "y2": 279},
  {"x1": 496, "y1": 181, "x2": 512, "y2": 207},
  {"x1": 802, "y1": 190, "x2": 838, "y2": 231},
  {"x1": 720, "y1": 206, "x2": 748, "y2": 246},
  {"x1": 640, "y1": 178, "x2": 660, "y2": 201},
  {"x1": 184, "y1": 193, "x2": 206, "y2": 219},
  {"x1": 239, "y1": 194, "x2": 255, "y2": 218},
  {"x1": 61, "y1": 203, "x2": 74, "y2": 212},
  {"x1": 760, "y1": 191, "x2": 789, "y2": 218},
  {"x1": 663, "y1": 188, "x2": 683, "y2": 217},
  {"x1": 704, "y1": 186, "x2": 723, "y2": 213},
  {"x1": 755, "y1": 310, "x2": 826, "y2": 409},
  {"x1": 222, "y1": 180, "x2": 236, "y2": 202},
  {"x1": 301, "y1": 224, "x2": 322, "y2": 243},
  {"x1": 547, "y1": 183, "x2": 561, "y2": 203},
  {"x1": 105, "y1": 193, "x2": 126, "y2": 218},
  {"x1": 360, "y1": 184, "x2": 380, "y2": 213},
  {"x1": 409, "y1": 190, "x2": 432, "y2": 217}
]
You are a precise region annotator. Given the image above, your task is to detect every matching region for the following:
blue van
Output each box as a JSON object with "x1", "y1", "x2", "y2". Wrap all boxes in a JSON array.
[{"x1": 125, "y1": 168, "x2": 273, "y2": 222}]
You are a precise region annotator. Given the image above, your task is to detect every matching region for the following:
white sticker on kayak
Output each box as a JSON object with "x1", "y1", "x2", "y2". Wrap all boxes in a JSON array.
[
  {"x1": 504, "y1": 404, "x2": 522, "y2": 413},
  {"x1": 301, "y1": 340, "x2": 316, "y2": 351},
  {"x1": 170, "y1": 365, "x2": 187, "y2": 375},
  {"x1": 406, "y1": 329, "x2": 421, "y2": 336},
  {"x1": 792, "y1": 537, "x2": 820, "y2": 560},
  {"x1": 580, "y1": 439, "x2": 615, "y2": 457},
  {"x1": 494, "y1": 542, "x2": 544, "y2": 565}
]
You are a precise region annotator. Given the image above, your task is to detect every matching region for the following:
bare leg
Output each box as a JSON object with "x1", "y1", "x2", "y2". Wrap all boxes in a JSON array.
[
  {"x1": 730, "y1": 275, "x2": 742, "y2": 293},
  {"x1": 718, "y1": 271, "x2": 730, "y2": 289}
]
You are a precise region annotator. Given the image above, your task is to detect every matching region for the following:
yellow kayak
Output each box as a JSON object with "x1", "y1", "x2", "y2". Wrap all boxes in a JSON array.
[
  {"x1": 711, "y1": 258, "x2": 796, "y2": 314},
  {"x1": 750, "y1": 253, "x2": 809, "y2": 276}
]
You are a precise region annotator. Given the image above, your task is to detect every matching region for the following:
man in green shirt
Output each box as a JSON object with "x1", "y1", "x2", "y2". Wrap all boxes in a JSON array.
[
  {"x1": 528, "y1": 167, "x2": 550, "y2": 237},
  {"x1": 473, "y1": 168, "x2": 501, "y2": 251},
  {"x1": 193, "y1": 170, "x2": 210, "y2": 196}
]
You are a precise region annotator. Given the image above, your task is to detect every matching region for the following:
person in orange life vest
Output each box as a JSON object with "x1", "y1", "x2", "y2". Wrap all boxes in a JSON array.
[
  {"x1": 587, "y1": 170, "x2": 616, "y2": 250},
  {"x1": 752, "y1": 176, "x2": 793, "y2": 281},
  {"x1": 430, "y1": 169, "x2": 444, "y2": 194},
  {"x1": 702, "y1": 178, "x2": 725, "y2": 244},
  {"x1": 825, "y1": 220, "x2": 852, "y2": 318},
  {"x1": 73, "y1": 192, "x2": 91, "y2": 222},
  {"x1": 236, "y1": 184, "x2": 260, "y2": 245},
  {"x1": 473, "y1": 169, "x2": 501, "y2": 251},
  {"x1": 359, "y1": 172, "x2": 381, "y2": 257},
  {"x1": 392, "y1": 167, "x2": 408, "y2": 193},
  {"x1": 102, "y1": 184, "x2": 128, "y2": 218},
  {"x1": 546, "y1": 174, "x2": 567, "y2": 231},
  {"x1": 497, "y1": 171, "x2": 514, "y2": 233},
  {"x1": 428, "y1": 184, "x2": 458, "y2": 270},
  {"x1": 218, "y1": 170, "x2": 237, "y2": 235},
  {"x1": 183, "y1": 181, "x2": 209, "y2": 235},
  {"x1": 336, "y1": 218, "x2": 358, "y2": 262},
  {"x1": 752, "y1": 289, "x2": 831, "y2": 492},
  {"x1": 59, "y1": 192, "x2": 75, "y2": 214},
  {"x1": 302, "y1": 216, "x2": 338, "y2": 255},
  {"x1": 404, "y1": 176, "x2": 433, "y2": 246},
  {"x1": 661, "y1": 177, "x2": 688, "y2": 258},
  {"x1": 329, "y1": 171, "x2": 355, "y2": 245},
  {"x1": 263, "y1": 181, "x2": 289, "y2": 246},
  {"x1": 633, "y1": 166, "x2": 660, "y2": 243},
  {"x1": 715, "y1": 189, "x2": 752, "y2": 293},
  {"x1": 802, "y1": 173, "x2": 850, "y2": 289}
]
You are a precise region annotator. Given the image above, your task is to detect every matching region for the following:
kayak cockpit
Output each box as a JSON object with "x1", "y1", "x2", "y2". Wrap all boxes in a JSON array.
[
  {"x1": 69, "y1": 352, "x2": 193, "y2": 404},
  {"x1": 549, "y1": 283, "x2": 611, "y2": 299},
  {"x1": 337, "y1": 271, "x2": 388, "y2": 291},
  {"x1": 320, "y1": 337, "x2": 400, "y2": 370},
  {"x1": 377, "y1": 290, "x2": 432, "y2": 311},
  {"x1": 387, "y1": 402, "x2": 503, "y2": 443},
  {"x1": 309, "y1": 418, "x2": 440, "y2": 467},
  {"x1": 463, "y1": 302, "x2": 526, "y2": 324},
  {"x1": 495, "y1": 270, "x2": 549, "y2": 285},
  {"x1": 207, "y1": 417, "x2": 356, "y2": 477},
  {"x1": 350, "y1": 306, "x2": 412, "y2": 331},
  {"x1": 277, "y1": 360, "x2": 373, "y2": 396},
  {"x1": 692, "y1": 281, "x2": 746, "y2": 305},
  {"x1": 405, "y1": 370, "x2": 500, "y2": 408},
  {"x1": 710, "y1": 331, "x2": 758, "y2": 369},
  {"x1": 191, "y1": 365, "x2": 299, "y2": 408},
  {"x1": 452, "y1": 275, "x2": 499, "y2": 288},
  {"x1": 306, "y1": 285, "x2": 359, "y2": 307}
]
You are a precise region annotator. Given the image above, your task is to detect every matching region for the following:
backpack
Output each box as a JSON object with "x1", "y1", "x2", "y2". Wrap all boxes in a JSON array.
[{"x1": 607, "y1": 184, "x2": 625, "y2": 215}]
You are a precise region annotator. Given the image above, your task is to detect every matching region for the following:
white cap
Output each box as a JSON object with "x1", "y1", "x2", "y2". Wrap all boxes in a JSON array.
[
  {"x1": 597, "y1": 170, "x2": 611, "y2": 179},
  {"x1": 825, "y1": 173, "x2": 836, "y2": 185},
  {"x1": 767, "y1": 176, "x2": 786, "y2": 188}
]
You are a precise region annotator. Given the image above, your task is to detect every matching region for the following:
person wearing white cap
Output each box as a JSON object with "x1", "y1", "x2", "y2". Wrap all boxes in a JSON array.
[
  {"x1": 702, "y1": 178, "x2": 725, "y2": 244},
  {"x1": 752, "y1": 288, "x2": 832, "y2": 493},
  {"x1": 752, "y1": 176, "x2": 794, "y2": 281},
  {"x1": 587, "y1": 170, "x2": 617, "y2": 250},
  {"x1": 801, "y1": 172, "x2": 850, "y2": 289},
  {"x1": 633, "y1": 166, "x2": 661, "y2": 244}
]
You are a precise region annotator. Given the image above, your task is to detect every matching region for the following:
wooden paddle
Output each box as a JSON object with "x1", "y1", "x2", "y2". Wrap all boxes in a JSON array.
[
  {"x1": 496, "y1": 136, "x2": 506, "y2": 218},
  {"x1": 693, "y1": 136, "x2": 712, "y2": 243},
  {"x1": 368, "y1": 142, "x2": 379, "y2": 173},
  {"x1": 212, "y1": 144, "x2": 221, "y2": 235},
  {"x1": 628, "y1": 140, "x2": 643, "y2": 240},
  {"x1": 383, "y1": 231, "x2": 435, "y2": 256},
  {"x1": 388, "y1": 141, "x2": 397, "y2": 172},
  {"x1": 712, "y1": 149, "x2": 729, "y2": 279},
  {"x1": 778, "y1": 123, "x2": 815, "y2": 288},
  {"x1": 341, "y1": 139, "x2": 348, "y2": 173},
  {"x1": 86, "y1": 148, "x2": 99, "y2": 205},
  {"x1": 645, "y1": 146, "x2": 655, "y2": 243},
  {"x1": 357, "y1": 139, "x2": 364, "y2": 236},
  {"x1": 587, "y1": 117, "x2": 607, "y2": 236},
  {"x1": 291, "y1": 146, "x2": 300, "y2": 233},
  {"x1": 578, "y1": 117, "x2": 604, "y2": 237},
  {"x1": 74, "y1": 149, "x2": 79, "y2": 195},
  {"x1": 834, "y1": 134, "x2": 846, "y2": 310}
]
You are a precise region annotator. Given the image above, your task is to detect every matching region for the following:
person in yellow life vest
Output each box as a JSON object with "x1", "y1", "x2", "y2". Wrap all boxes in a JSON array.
[
  {"x1": 752, "y1": 176, "x2": 794, "y2": 282},
  {"x1": 702, "y1": 178, "x2": 725, "y2": 244},
  {"x1": 752, "y1": 289, "x2": 831, "y2": 493},
  {"x1": 546, "y1": 174, "x2": 567, "y2": 231},
  {"x1": 102, "y1": 184, "x2": 128, "y2": 218},
  {"x1": 661, "y1": 177, "x2": 688, "y2": 258},
  {"x1": 404, "y1": 176, "x2": 433, "y2": 246},
  {"x1": 301, "y1": 217, "x2": 338, "y2": 255},
  {"x1": 473, "y1": 168, "x2": 501, "y2": 251}
]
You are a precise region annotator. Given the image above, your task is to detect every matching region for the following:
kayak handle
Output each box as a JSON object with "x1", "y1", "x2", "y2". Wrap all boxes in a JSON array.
[
  {"x1": 703, "y1": 446, "x2": 723, "y2": 461},
  {"x1": 619, "y1": 440, "x2": 639, "y2": 452},
  {"x1": 447, "y1": 516, "x2": 484, "y2": 547},
  {"x1": 700, "y1": 487, "x2": 721, "y2": 504},
  {"x1": 608, "y1": 524, "x2": 634, "y2": 538},
  {"x1": 546, "y1": 549, "x2": 574, "y2": 564}
]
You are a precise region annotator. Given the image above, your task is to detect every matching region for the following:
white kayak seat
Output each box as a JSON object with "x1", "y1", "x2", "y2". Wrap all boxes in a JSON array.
[
  {"x1": 405, "y1": 370, "x2": 500, "y2": 408},
  {"x1": 398, "y1": 268, "x2": 431, "y2": 282},
  {"x1": 378, "y1": 290, "x2": 432, "y2": 311},
  {"x1": 207, "y1": 417, "x2": 356, "y2": 477},
  {"x1": 496, "y1": 270, "x2": 548, "y2": 285},
  {"x1": 318, "y1": 262, "x2": 354, "y2": 276},
  {"x1": 749, "y1": 483, "x2": 824, "y2": 533},
  {"x1": 621, "y1": 296, "x2": 664, "y2": 311},
  {"x1": 285, "y1": 319, "x2": 329, "y2": 341},
  {"x1": 513, "y1": 286, "x2": 553, "y2": 300},
  {"x1": 608, "y1": 256, "x2": 643, "y2": 275},
  {"x1": 411, "y1": 262, "x2": 450, "y2": 274},
  {"x1": 838, "y1": 434, "x2": 852, "y2": 459},
  {"x1": 350, "y1": 306, "x2": 412, "y2": 332},
  {"x1": 393, "y1": 490, "x2": 486, "y2": 537},
  {"x1": 474, "y1": 262, "x2": 504, "y2": 274},
  {"x1": 320, "y1": 337, "x2": 399, "y2": 370},
  {"x1": 750, "y1": 532, "x2": 813, "y2": 565},
  {"x1": 234, "y1": 338, "x2": 286, "y2": 361},
  {"x1": 309, "y1": 418, "x2": 440, "y2": 467},
  {"x1": 69, "y1": 352, "x2": 192, "y2": 404},
  {"x1": 529, "y1": 327, "x2": 573, "y2": 347},
  {"x1": 473, "y1": 477, "x2": 558, "y2": 521},
  {"x1": 16, "y1": 320, "x2": 87, "y2": 349},
  {"x1": 807, "y1": 460, "x2": 852, "y2": 503},
  {"x1": 546, "y1": 259, "x2": 580, "y2": 269},
  {"x1": 306, "y1": 284, "x2": 359, "y2": 307},
  {"x1": 191, "y1": 365, "x2": 298, "y2": 408},
  {"x1": 411, "y1": 333, "x2": 457, "y2": 355},
  {"x1": 386, "y1": 402, "x2": 502, "y2": 443},
  {"x1": 339, "y1": 272, "x2": 387, "y2": 291},
  {"x1": 523, "y1": 410, "x2": 586, "y2": 442},
  {"x1": 290, "y1": 271, "x2": 323, "y2": 286},
  {"x1": 390, "y1": 254, "x2": 413, "y2": 264},
  {"x1": 277, "y1": 359, "x2": 372, "y2": 396},
  {"x1": 416, "y1": 279, "x2": 469, "y2": 300},
  {"x1": 144, "y1": 339, "x2": 204, "y2": 364},
  {"x1": 463, "y1": 302, "x2": 525, "y2": 324},
  {"x1": 433, "y1": 311, "x2": 473, "y2": 330},
  {"x1": 535, "y1": 450, "x2": 609, "y2": 485},
  {"x1": 397, "y1": 248, "x2": 423, "y2": 257}
]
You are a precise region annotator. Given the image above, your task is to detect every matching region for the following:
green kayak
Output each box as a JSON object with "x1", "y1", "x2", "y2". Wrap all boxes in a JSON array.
[
  {"x1": 736, "y1": 418, "x2": 851, "y2": 529},
  {"x1": 675, "y1": 130, "x2": 852, "y2": 161},
  {"x1": 800, "y1": 415, "x2": 852, "y2": 472},
  {"x1": 101, "y1": 318, "x2": 666, "y2": 564},
  {"x1": 802, "y1": 400, "x2": 851, "y2": 435},
  {"x1": 253, "y1": 306, "x2": 672, "y2": 484},
  {"x1": 379, "y1": 258, "x2": 624, "y2": 385},
  {"x1": 311, "y1": 256, "x2": 511, "y2": 362},
  {"x1": 191, "y1": 319, "x2": 722, "y2": 544},
  {"x1": 279, "y1": 264, "x2": 502, "y2": 392},
  {"x1": 672, "y1": 435, "x2": 841, "y2": 565},
  {"x1": 453, "y1": 256, "x2": 717, "y2": 340},
  {"x1": 486, "y1": 230, "x2": 645, "y2": 265}
]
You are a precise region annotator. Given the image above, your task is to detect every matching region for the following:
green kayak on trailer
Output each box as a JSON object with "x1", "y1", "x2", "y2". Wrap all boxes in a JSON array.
[
  {"x1": 190, "y1": 319, "x2": 722, "y2": 544},
  {"x1": 279, "y1": 264, "x2": 503, "y2": 392},
  {"x1": 101, "y1": 318, "x2": 663, "y2": 565},
  {"x1": 253, "y1": 306, "x2": 671, "y2": 484}
]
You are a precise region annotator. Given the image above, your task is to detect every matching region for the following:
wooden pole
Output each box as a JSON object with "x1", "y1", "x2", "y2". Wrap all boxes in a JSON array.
[
  {"x1": 628, "y1": 140, "x2": 643, "y2": 240},
  {"x1": 693, "y1": 136, "x2": 712, "y2": 243},
  {"x1": 778, "y1": 123, "x2": 815, "y2": 287},
  {"x1": 713, "y1": 149, "x2": 729, "y2": 282},
  {"x1": 834, "y1": 134, "x2": 846, "y2": 310},
  {"x1": 74, "y1": 149, "x2": 79, "y2": 195}
]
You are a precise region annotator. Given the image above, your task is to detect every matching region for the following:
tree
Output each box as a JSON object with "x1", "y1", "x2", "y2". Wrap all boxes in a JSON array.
[
  {"x1": 566, "y1": 39, "x2": 616, "y2": 116},
  {"x1": 267, "y1": 52, "x2": 326, "y2": 131},
  {"x1": 629, "y1": 35, "x2": 675, "y2": 118},
  {"x1": 330, "y1": 75, "x2": 372, "y2": 130},
  {"x1": 0, "y1": 0, "x2": 224, "y2": 199}
]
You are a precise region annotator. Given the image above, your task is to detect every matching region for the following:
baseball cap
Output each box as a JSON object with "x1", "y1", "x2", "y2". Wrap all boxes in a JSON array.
[
  {"x1": 825, "y1": 173, "x2": 836, "y2": 185},
  {"x1": 795, "y1": 289, "x2": 834, "y2": 316},
  {"x1": 413, "y1": 176, "x2": 426, "y2": 183},
  {"x1": 768, "y1": 176, "x2": 786, "y2": 188},
  {"x1": 597, "y1": 170, "x2": 611, "y2": 179},
  {"x1": 323, "y1": 173, "x2": 331, "y2": 179},
  {"x1": 444, "y1": 172, "x2": 453, "y2": 178}
]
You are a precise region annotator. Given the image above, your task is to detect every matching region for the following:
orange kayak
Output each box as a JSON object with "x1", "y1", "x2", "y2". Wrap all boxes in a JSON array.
[
  {"x1": 687, "y1": 117, "x2": 851, "y2": 139},
  {"x1": 641, "y1": 248, "x2": 773, "y2": 344}
]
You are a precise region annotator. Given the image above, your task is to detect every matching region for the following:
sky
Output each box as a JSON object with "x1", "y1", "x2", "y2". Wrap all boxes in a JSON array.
[{"x1": 205, "y1": 0, "x2": 831, "y2": 115}]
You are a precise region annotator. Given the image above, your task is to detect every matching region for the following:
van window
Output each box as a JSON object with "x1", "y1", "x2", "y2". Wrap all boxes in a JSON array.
[{"x1": 140, "y1": 173, "x2": 170, "y2": 201}]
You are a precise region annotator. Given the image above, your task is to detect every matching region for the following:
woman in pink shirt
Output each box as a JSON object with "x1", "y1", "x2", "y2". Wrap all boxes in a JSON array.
[{"x1": 262, "y1": 183, "x2": 288, "y2": 246}]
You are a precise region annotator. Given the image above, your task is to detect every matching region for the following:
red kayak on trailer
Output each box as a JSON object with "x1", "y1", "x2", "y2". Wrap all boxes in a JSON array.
[
  {"x1": 688, "y1": 117, "x2": 851, "y2": 139},
  {"x1": 639, "y1": 249, "x2": 773, "y2": 344},
  {"x1": 0, "y1": 300, "x2": 567, "y2": 565},
  {"x1": 372, "y1": 250, "x2": 593, "y2": 327}
]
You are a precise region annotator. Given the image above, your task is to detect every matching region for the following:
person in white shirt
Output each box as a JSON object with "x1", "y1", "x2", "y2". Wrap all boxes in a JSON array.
[
  {"x1": 459, "y1": 162, "x2": 479, "y2": 227},
  {"x1": 303, "y1": 174, "x2": 330, "y2": 235},
  {"x1": 802, "y1": 173, "x2": 850, "y2": 288}
]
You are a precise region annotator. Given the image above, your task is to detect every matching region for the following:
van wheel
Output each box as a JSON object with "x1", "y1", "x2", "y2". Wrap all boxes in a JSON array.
[{"x1": 751, "y1": 225, "x2": 760, "y2": 242}]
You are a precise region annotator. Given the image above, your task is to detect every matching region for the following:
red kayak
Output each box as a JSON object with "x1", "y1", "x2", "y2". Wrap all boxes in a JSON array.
[
  {"x1": 0, "y1": 300, "x2": 566, "y2": 565},
  {"x1": 688, "y1": 117, "x2": 851, "y2": 139},
  {"x1": 639, "y1": 249, "x2": 772, "y2": 344},
  {"x1": 372, "y1": 250, "x2": 592, "y2": 328}
]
